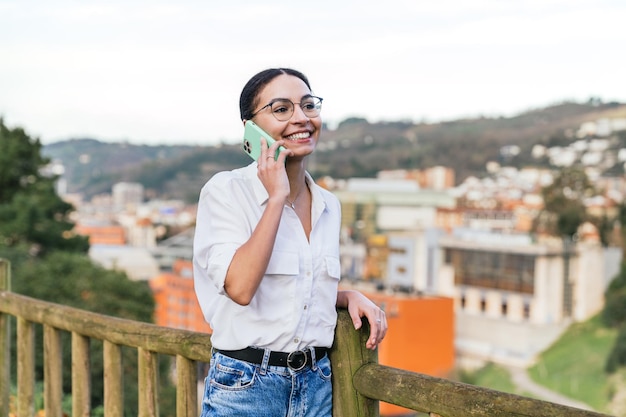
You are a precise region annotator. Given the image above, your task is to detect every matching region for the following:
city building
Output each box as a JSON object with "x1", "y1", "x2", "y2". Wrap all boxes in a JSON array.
[
  {"x1": 88, "y1": 244, "x2": 160, "y2": 281},
  {"x1": 332, "y1": 177, "x2": 456, "y2": 242},
  {"x1": 112, "y1": 181, "x2": 144, "y2": 209},
  {"x1": 150, "y1": 259, "x2": 211, "y2": 333},
  {"x1": 437, "y1": 230, "x2": 621, "y2": 367},
  {"x1": 151, "y1": 227, "x2": 195, "y2": 271}
]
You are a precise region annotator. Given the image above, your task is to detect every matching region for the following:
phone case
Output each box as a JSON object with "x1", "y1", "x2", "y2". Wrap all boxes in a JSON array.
[{"x1": 242, "y1": 121, "x2": 286, "y2": 161}]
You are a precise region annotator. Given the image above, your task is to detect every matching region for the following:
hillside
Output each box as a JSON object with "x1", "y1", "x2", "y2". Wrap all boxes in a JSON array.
[
  {"x1": 42, "y1": 100, "x2": 626, "y2": 202},
  {"x1": 466, "y1": 315, "x2": 624, "y2": 415}
]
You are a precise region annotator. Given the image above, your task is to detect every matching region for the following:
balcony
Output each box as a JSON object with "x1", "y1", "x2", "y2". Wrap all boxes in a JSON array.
[{"x1": 0, "y1": 259, "x2": 612, "y2": 417}]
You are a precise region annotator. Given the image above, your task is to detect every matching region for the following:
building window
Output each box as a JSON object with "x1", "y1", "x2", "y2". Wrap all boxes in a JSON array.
[{"x1": 449, "y1": 248, "x2": 535, "y2": 294}]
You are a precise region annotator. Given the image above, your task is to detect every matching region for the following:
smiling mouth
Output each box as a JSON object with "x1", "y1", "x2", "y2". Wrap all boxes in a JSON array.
[{"x1": 285, "y1": 132, "x2": 311, "y2": 141}]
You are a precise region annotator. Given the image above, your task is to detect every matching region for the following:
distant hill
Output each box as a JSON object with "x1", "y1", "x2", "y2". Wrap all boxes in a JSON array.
[{"x1": 43, "y1": 100, "x2": 626, "y2": 202}]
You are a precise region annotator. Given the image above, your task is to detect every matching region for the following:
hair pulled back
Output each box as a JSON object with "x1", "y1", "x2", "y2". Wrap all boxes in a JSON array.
[{"x1": 239, "y1": 68, "x2": 311, "y2": 121}]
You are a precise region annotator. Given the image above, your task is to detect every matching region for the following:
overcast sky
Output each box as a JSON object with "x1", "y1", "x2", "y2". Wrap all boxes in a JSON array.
[{"x1": 1, "y1": 0, "x2": 625, "y2": 146}]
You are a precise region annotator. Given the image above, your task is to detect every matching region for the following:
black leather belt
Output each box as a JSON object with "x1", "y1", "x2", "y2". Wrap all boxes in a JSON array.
[{"x1": 216, "y1": 346, "x2": 327, "y2": 371}]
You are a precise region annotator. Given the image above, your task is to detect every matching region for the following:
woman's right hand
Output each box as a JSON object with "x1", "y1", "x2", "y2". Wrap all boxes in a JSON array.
[{"x1": 257, "y1": 137, "x2": 292, "y2": 203}]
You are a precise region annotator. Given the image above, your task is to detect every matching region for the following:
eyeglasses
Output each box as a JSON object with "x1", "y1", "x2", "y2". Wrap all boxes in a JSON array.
[{"x1": 251, "y1": 96, "x2": 323, "y2": 121}]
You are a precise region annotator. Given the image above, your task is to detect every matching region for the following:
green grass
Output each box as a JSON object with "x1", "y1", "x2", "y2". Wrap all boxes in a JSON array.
[
  {"x1": 460, "y1": 315, "x2": 624, "y2": 414},
  {"x1": 461, "y1": 362, "x2": 519, "y2": 394},
  {"x1": 460, "y1": 362, "x2": 538, "y2": 399},
  {"x1": 527, "y1": 315, "x2": 618, "y2": 412}
]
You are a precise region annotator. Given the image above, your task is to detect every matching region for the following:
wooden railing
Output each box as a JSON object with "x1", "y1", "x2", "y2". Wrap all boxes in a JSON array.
[{"x1": 0, "y1": 259, "x2": 614, "y2": 417}]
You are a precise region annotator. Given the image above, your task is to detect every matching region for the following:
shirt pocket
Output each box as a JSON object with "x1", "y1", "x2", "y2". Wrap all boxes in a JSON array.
[{"x1": 324, "y1": 256, "x2": 341, "y2": 281}]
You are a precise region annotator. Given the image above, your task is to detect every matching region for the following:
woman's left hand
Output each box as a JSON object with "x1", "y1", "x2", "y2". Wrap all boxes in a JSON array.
[{"x1": 338, "y1": 290, "x2": 388, "y2": 350}]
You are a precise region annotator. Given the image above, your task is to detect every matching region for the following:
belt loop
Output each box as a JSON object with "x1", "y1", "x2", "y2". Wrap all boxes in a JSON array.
[
  {"x1": 260, "y1": 347, "x2": 271, "y2": 375},
  {"x1": 309, "y1": 346, "x2": 318, "y2": 371}
]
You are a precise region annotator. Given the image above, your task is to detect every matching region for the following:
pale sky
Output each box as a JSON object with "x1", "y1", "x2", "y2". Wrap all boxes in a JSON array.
[{"x1": 1, "y1": 0, "x2": 625, "y2": 145}]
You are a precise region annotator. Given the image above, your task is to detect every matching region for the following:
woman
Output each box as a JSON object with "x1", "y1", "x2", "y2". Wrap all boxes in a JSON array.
[{"x1": 193, "y1": 67, "x2": 387, "y2": 416}]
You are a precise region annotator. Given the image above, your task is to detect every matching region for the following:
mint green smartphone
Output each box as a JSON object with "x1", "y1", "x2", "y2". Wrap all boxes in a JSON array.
[{"x1": 242, "y1": 121, "x2": 286, "y2": 161}]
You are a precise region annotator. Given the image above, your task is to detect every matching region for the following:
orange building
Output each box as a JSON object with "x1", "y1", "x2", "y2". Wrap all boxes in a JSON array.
[
  {"x1": 356, "y1": 290, "x2": 455, "y2": 416},
  {"x1": 150, "y1": 259, "x2": 212, "y2": 333},
  {"x1": 74, "y1": 224, "x2": 126, "y2": 245}
]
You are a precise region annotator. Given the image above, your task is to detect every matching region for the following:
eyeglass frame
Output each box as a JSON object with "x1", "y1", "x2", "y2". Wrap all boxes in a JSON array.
[{"x1": 250, "y1": 95, "x2": 324, "y2": 121}]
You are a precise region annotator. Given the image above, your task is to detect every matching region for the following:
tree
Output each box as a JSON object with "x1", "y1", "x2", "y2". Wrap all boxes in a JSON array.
[
  {"x1": 606, "y1": 324, "x2": 626, "y2": 373},
  {"x1": 0, "y1": 119, "x2": 89, "y2": 255},
  {"x1": 603, "y1": 264, "x2": 626, "y2": 372},
  {"x1": 535, "y1": 166, "x2": 595, "y2": 238},
  {"x1": 0, "y1": 119, "x2": 48, "y2": 202},
  {"x1": 14, "y1": 251, "x2": 155, "y2": 319},
  {"x1": 617, "y1": 202, "x2": 626, "y2": 254},
  {"x1": 603, "y1": 262, "x2": 626, "y2": 328},
  {"x1": 0, "y1": 119, "x2": 173, "y2": 415}
]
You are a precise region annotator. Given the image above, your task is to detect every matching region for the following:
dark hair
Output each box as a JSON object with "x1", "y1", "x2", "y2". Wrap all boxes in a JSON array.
[{"x1": 239, "y1": 68, "x2": 312, "y2": 121}]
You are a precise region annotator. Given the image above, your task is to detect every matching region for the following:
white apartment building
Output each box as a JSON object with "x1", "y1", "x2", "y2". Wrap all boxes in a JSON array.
[
  {"x1": 370, "y1": 227, "x2": 622, "y2": 368},
  {"x1": 436, "y1": 231, "x2": 621, "y2": 367}
]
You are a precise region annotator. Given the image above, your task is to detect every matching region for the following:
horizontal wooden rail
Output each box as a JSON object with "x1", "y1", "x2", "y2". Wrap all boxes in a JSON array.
[
  {"x1": 0, "y1": 291, "x2": 213, "y2": 362},
  {"x1": 354, "y1": 363, "x2": 613, "y2": 417}
]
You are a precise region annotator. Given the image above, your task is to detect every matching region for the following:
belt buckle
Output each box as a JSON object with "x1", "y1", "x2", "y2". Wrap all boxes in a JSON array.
[{"x1": 286, "y1": 350, "x2": 307, "y2": 371}]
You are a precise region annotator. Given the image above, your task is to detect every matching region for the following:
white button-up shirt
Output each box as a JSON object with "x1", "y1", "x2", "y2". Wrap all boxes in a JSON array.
[{"x1": 193, "y1": 162, "x2": 341, "y2": 351}]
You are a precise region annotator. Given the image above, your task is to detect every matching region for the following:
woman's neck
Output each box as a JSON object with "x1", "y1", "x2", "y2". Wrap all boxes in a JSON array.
[{"x1": 285, "y1": 160, "x2": 307, "y2": 201}]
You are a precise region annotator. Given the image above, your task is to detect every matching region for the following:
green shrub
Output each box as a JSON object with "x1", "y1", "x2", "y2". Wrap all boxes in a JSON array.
[
  {"x1": 603, "y1": 262, "x2": 626, "y2": 327},
  {"x1": 603, "y1": 286, "x2": 626, "y2": 327},
  {"x1": 606, "y1": 325, "x2": 626, "y2": 373}
]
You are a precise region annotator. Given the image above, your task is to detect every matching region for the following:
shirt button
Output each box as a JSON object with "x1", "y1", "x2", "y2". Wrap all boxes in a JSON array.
[
  {"x1": 303, "y1": 305, "x2": 308, "y2": 310},
  {"x1": 294, "y1": 338, "x2": 300, "y2": 344}
]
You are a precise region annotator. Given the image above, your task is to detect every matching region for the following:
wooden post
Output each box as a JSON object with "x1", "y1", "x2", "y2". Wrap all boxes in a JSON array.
[
  {"x1": 72, "y1": 332, "x2": 91, "y2": 417},
  {"x1": 138, "y1": 348, "x2": 159, "y2": 417},
  {"x1": 176, "y1": 355, "x2": 198, "y2": 417},
  {"x1": 17, "y1": 317, "x2": 35, "y2": 417},
  {"x1": 0, "y1": 259, "x2": 11, "y2": 417},
  {"x1": 331, "y1": 309, "x2": 379, "y2": 417},
  {"x1": 104, "y1": 341, "x2": 124, "y2": 417},
  {"x1": 44, "y1": 325, "x2": 63, "y2": 417}
]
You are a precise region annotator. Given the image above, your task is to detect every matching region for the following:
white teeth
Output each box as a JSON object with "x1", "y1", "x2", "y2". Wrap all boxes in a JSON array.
[{"x1": 285, "y1": 132, "x2": 310, "y2": 140}]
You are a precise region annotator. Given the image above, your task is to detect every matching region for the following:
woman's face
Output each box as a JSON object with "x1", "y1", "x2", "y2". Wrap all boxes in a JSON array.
[{"x1": 250, "y1": 74, "x2": 321, "y2": 159}]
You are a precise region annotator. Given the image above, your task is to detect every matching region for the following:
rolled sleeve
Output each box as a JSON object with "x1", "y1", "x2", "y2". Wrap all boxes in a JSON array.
[{"x1": 193, "y1": 172, "x2": 250, "y2": 295}]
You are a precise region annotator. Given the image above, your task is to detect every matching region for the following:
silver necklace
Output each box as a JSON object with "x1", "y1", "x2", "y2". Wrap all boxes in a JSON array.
[{"x1": 286, "y1": 183, "x2": 307, "y2": 209}]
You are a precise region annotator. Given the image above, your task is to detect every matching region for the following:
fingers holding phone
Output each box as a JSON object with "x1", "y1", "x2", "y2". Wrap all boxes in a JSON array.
[
  {"x1": 260, "y1": 137, "x2": 286, "y2": 166},
  {"x1": 243, "y1": 120, "x2": 292, "y2": 200},
  {"x1": 257, "y1": 137, "x2": 291, "y2": 201}
]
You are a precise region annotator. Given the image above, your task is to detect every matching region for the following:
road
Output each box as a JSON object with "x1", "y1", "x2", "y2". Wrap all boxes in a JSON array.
[{"x1": 507, "y1": 366, "x2": 595, "y2": 411}]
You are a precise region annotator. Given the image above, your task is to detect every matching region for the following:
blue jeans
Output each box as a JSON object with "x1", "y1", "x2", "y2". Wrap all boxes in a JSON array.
[{"x1": 200, "y1": 349, "x2": 332, "y2": 417}]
